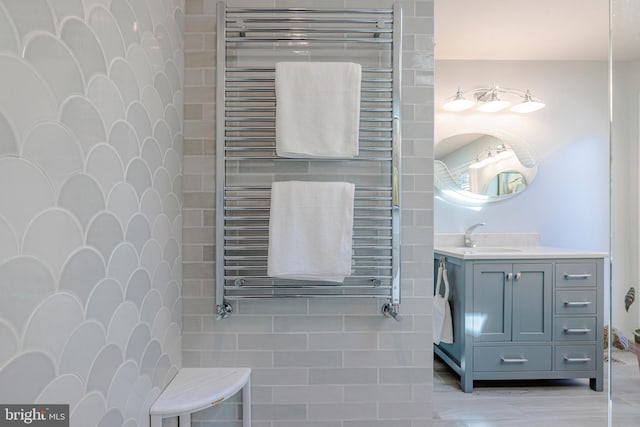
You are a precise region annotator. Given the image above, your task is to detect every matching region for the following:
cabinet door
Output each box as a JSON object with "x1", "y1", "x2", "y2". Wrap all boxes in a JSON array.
[
  {"x1": 473, "y1": 264, "x2": 512, "y2": 342},
  {"x1": 512, "y1": 263, "x2": 552, "y2": 341}
]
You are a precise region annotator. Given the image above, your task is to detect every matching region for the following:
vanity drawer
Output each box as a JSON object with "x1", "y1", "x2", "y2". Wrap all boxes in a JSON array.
[
  {"x1": 555, "y1": 263, "x2": 597, "y2": 288},
  {"x1": 555, "y1": 345, "x2": 596, "y2": 371},
  {"x1": 554, "y1": 317, "x2": 597, "y2": 341},
  {"x1": 474, "y1": 346, "x2": 552, "y2": 372},
  {"x1": 555, "y1": 290, "x2": 597, "y2": 315}
]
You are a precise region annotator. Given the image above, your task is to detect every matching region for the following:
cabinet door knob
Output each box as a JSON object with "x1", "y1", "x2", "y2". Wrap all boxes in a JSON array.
[
  {"x1": 514, "y1": 272, "x2": 521, "y2": 280},
  {"x1": 506, "y1": 273, "x2": 513, "y2": 280}
]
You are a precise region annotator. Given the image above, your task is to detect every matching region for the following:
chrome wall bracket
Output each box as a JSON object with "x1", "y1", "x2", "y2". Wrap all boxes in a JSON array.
[
  {"x1": 382, "y1": 302, "x2": 400, "y2": 321},
  {"x1": 216, "y1": 301, "x2": 233, "y2": 320}
]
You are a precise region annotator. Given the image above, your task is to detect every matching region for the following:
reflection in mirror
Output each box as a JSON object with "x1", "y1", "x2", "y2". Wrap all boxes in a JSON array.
[{"x1": 434, "y1": 133, "x2": 537, "y2": 205}]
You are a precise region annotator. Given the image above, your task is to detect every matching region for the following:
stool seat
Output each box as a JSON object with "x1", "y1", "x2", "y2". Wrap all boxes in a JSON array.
[{"x1": 150, "y1": 368, "x2": 251, "y2": 426}]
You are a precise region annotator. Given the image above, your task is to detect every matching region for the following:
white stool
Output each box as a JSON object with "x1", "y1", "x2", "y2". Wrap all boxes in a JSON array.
[{"x1": 150, "y1": 367, "x2": 251, "y2": 427}]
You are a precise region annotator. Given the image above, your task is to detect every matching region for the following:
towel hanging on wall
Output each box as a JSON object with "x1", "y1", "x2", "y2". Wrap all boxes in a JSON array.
[
  {"x1": 433, "y1": 258, "x2": 454, "y2": 344},
  {"x1": 267, "y1": 180, "x2": 355, "y2": 282},
  {"x1": 275, "y1": 62, "x2": 361, "y2": 158}
]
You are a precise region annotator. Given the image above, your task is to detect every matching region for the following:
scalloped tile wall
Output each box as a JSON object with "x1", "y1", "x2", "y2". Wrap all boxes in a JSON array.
[{"x1": 0, "y1": 0, "x2": 184, "y2": 426}]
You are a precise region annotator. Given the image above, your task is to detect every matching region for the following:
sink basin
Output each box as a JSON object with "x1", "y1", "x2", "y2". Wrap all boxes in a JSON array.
[{"x1": 462, "y1": 247, "x2": 522, "y2": 253}]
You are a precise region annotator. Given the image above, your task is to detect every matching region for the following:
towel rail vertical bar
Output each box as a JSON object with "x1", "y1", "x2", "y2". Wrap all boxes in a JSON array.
[
  {"x1": 390, "y1": 2, "x2": 403, "y2": 306},
  {"x1": 215, "y1": 1, "x2": 229, "y2": 318}
]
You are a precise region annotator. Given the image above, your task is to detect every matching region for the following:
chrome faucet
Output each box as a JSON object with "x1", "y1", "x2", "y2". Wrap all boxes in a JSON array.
[{"x1": 464, "y1": 223, "x2": 486, "y2": 247}]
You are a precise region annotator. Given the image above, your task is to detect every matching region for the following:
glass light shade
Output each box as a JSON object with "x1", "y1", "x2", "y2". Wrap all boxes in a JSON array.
[
  {"x1": 443, "y1": 98, "x2": 474, "y2": 111},
  {"x1": 477, "y1": 99, "x2": 509, "y2": 112},
  {"x1": 475, "y1": 90, "x2": 509, "y2": 112},
  {"x1": 510, "y1": 91, "x2": 545, "y2": 113},
  {"x1": 510, "y1": 100, "x2": 546, "y2": 113},
  {"x1": 443, "y1": 91, "x2": 474, "y2": 111}
]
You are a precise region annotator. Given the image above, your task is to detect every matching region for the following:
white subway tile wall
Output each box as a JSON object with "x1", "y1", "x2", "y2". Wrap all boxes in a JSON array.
[
  {"x1": 0, "y1": 0, "x2": 184, "y2": 426},
  {"x1": 183, "y1": 0, "x2": 434, "y2": 425}
]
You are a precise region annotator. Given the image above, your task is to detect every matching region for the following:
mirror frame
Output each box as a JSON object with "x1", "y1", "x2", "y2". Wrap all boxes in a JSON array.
[{"x1": 434, "y1": 129, "x2": 538, "y2": 206}]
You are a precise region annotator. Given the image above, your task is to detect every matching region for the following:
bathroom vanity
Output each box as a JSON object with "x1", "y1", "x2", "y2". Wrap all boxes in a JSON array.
[{"x1": 434, "y1": 245, "x2": 606, "y2": 392}]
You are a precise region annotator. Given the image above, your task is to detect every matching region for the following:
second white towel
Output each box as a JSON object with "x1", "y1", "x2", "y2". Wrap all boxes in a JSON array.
[
  {"x1": 275, "y1": 62, "x2": 361, "y2": 158},
  {"x1": 267, "y1": 180, "x2": 355, "y2": 282}
]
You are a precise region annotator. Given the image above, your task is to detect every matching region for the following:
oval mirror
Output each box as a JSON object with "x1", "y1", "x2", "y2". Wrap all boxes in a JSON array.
[{"x1": 434, "y1": 133, "x2": 537, "y2": 205}]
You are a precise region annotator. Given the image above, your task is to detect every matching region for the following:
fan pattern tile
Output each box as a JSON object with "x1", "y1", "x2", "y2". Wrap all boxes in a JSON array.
[{"x1": 0, "y1": 0, "x2": 184, "y2": 426}]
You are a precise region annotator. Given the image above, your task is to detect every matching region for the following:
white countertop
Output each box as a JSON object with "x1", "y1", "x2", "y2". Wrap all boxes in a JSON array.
[{"x1": 435, "y1": 245, "x2": 608, "y2": 260}]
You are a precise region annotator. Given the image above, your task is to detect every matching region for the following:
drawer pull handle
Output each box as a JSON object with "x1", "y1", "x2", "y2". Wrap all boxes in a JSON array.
[
  {"x1": 564, "y1": 274, "x2": 592, "y2": 280},
  {"x1": 564, "y1": 301, "x2": 592, "y2": 307},
  {"x1": 501, "y1": 357, "x2": 528, "y2": 363},
  {"x1": 564, "y1": 328, "x2": 591, "y2": 334},
  {"x1": 564, "y1": 356, "x2": 591, "y2": 363}
]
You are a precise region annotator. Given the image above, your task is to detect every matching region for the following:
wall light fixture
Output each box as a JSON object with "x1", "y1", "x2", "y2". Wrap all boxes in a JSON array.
[{"x1": 443, "y1": 86, "x2": 545, "y2": 113}]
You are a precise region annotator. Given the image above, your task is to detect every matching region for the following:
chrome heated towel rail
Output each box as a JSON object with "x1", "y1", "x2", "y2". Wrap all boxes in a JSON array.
[{"x1": 215, "y1": 2, "x2": 402, "y2": 318}]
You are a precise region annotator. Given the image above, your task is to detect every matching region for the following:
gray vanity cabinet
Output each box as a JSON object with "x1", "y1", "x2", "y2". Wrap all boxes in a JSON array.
[
  {"x1": 473, "y1": 263, "x2": 552, "y2": 343},
  {"x1": 434, "y1": 255, "x2": 603, "y2": 393}
]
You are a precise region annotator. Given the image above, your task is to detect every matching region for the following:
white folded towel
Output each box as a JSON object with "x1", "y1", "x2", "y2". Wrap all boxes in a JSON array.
[
  {"x1": 275, "y1": 62, "x2": 361, "y2": 158},
  {"x1": 267, "y1": 181, "x2": 355, "y2": 282}
]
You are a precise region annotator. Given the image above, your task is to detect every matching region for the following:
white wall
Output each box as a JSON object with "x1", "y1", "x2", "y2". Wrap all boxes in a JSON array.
[{"x1": 435, "y1": 60, "x2": 610, "y2": 252}]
